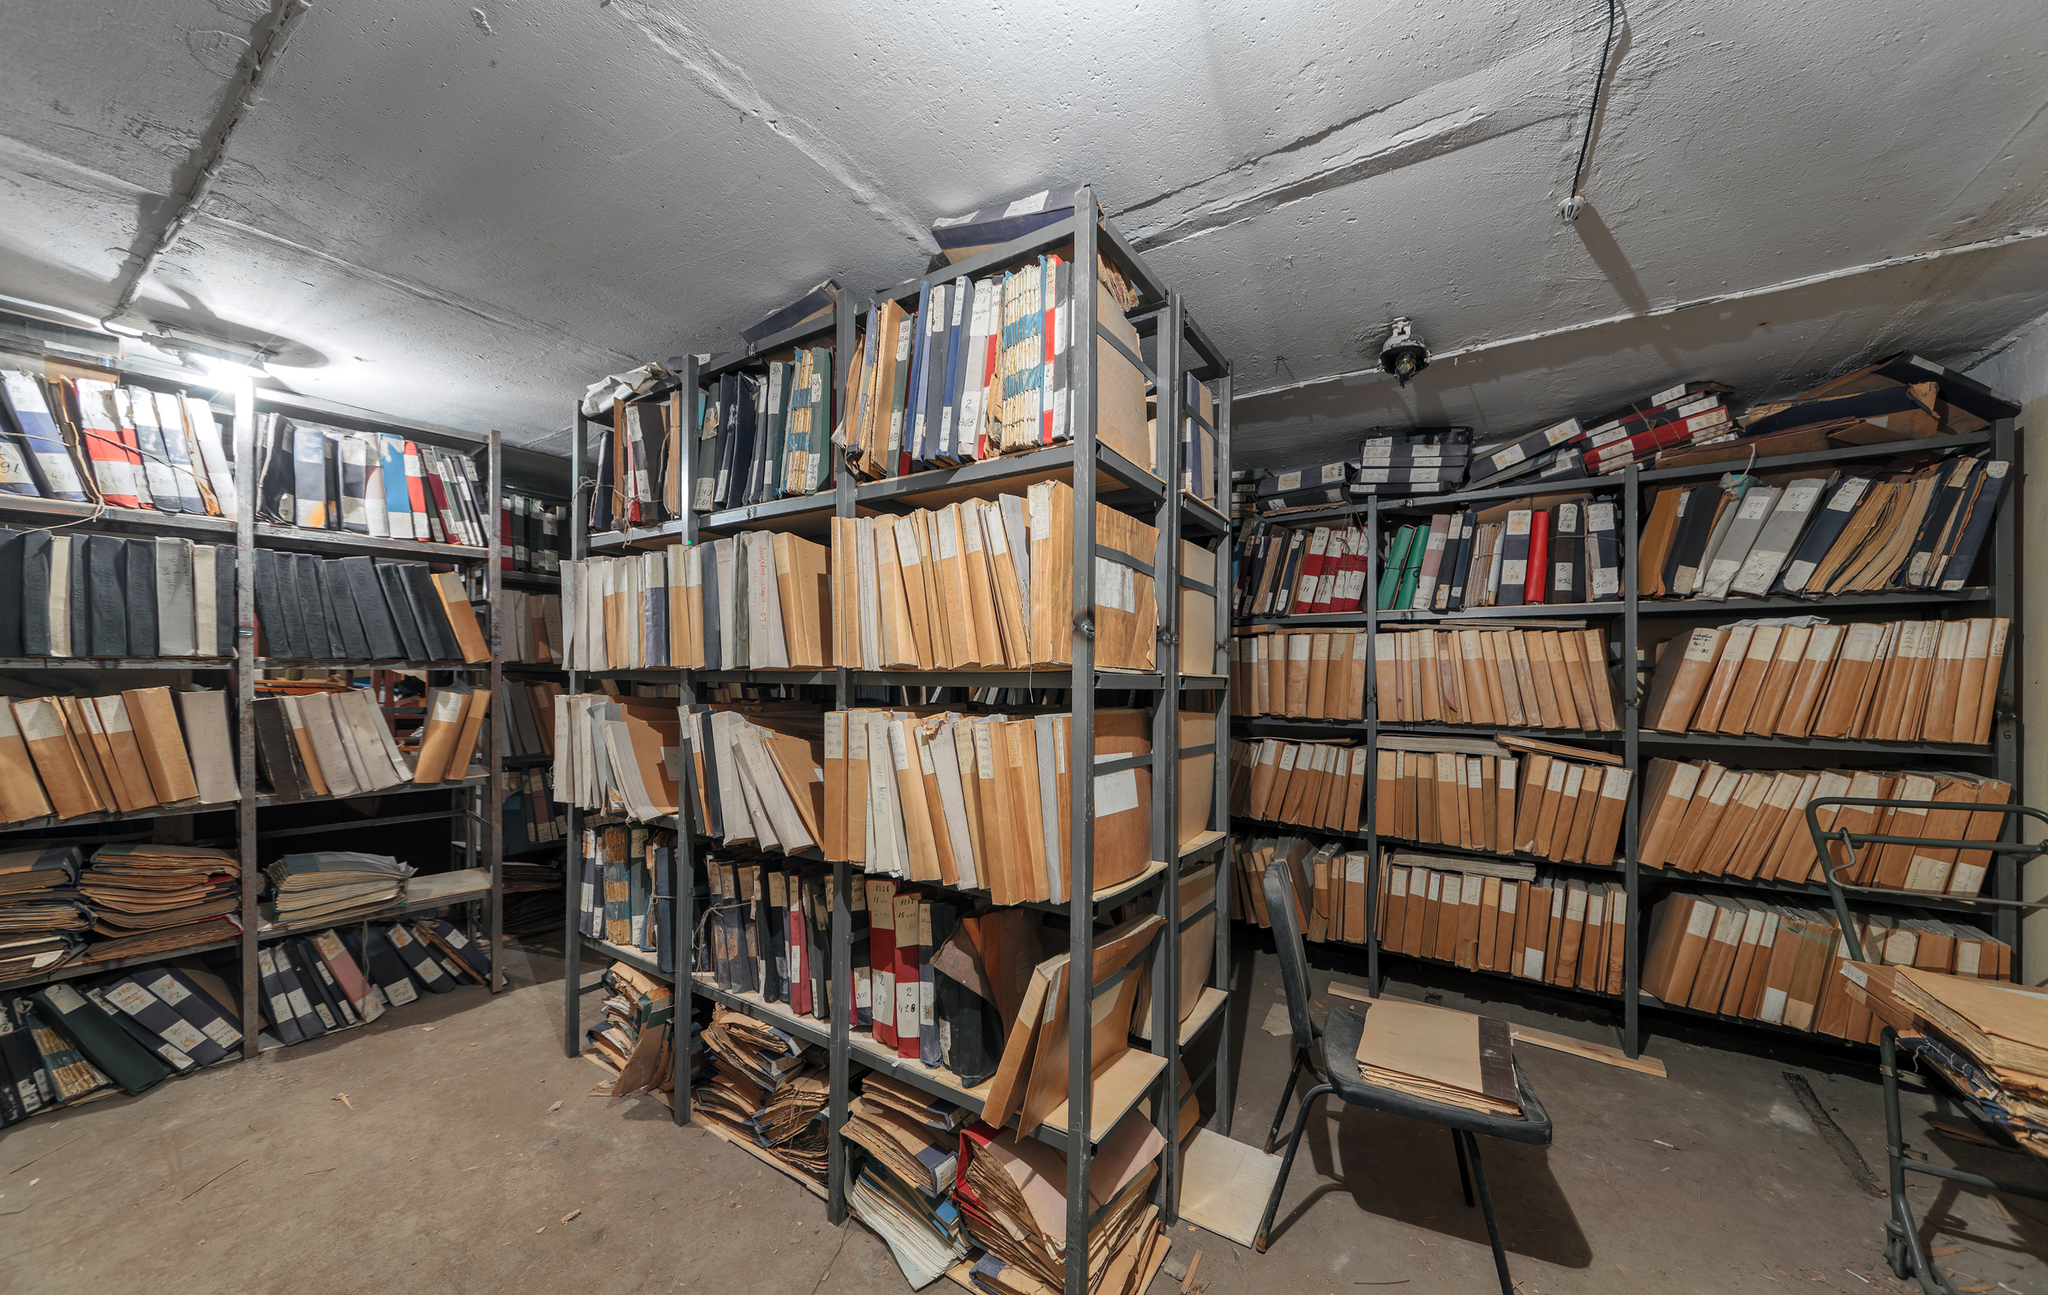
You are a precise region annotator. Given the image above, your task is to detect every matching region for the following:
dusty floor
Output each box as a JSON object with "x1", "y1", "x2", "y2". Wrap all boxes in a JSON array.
[{"x1": 2, "y1": 935, "x2": 2044, "y2": 1295}]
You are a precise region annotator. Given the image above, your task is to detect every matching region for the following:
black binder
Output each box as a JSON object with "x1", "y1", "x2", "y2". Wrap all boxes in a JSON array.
[
  {"x1": 255, "y1": 947, "x2": 306, "y2": 1044},
  {"x1": 0, "y1": 528, "x2": 25, "y2": 657},
  {"x1": 340, "y1": 926, "x2": 419, "y2": 1008},
  {"x1": 85, "y1": 535, "x2": 127, "y2": 657},
  {"x1": 32, "y1": 983, "x2": 169, "y2": 1095},
  {"x1": 341, "y1": 557, "x2": 401, "y2": 659},
  {"x1": 213, "y1": 545, "x2": 237, "y2": 656},
  {"x1": 318, "y1": 560, "x2": 371, "y2": 660},
  {"x1": 65, "y1": 539, "x2": 87, "y2": 659},
  {"x1": 291, "y1": 554, "x2": 332, "y2": 658},
  {"x1": 1939, "y1": 459, "x2": 2010, "y2": 591},
  {"x1": 375, "y1": 562, "x2": 428, "y2": 661},
  {"x1": 19, "y1": 531, "x2": 50, "y2": 656},
  {"x1": 384, "y1": 923, "x2": 455, "y2": 994},
  {"x1": 250, "y1": 696, "x2": 308, "y2": 800},
  {"x1": 1548, "y1": 501, "x2": 1586, "y2": 605},
  {"x1": 398, "y1": 564, "x2": 454, "y2": 661},
  {"x1": 284, "y1": 939, "x2": 347, "y2": 1031}
]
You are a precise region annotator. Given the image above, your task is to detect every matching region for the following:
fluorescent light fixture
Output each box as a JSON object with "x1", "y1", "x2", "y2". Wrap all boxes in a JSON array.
[{"x1": 191, "y1": 352, "x2": 268, "y2": 380}]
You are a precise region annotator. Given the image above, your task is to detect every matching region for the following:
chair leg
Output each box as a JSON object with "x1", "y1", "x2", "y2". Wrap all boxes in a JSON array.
[
  {"x1": 1263, "y1": 1053, "x2": 1303, "y2": 1153},
  {"x1": 1451, "y1": 1127, "x2": 1474, "y2": 1207},
  {"x1": 1461, "y1": 1132, "x2": 1515, "y2": 1295},
  {"x1": 1254, "y1": 1083, "x2": 1332, "y2": 1254}
]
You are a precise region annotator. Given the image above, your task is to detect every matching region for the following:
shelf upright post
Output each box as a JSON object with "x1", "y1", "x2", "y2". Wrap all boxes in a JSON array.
[
  {"x1": 1065, "y1": 188, "x2": 1101, "y2": 1295},
  {"x1": 674, "y1": 355, "x2": 702, "y2": 1128},
  {"x1": 562, "y1": 401, "x2": 588, "y2": 1059},
  {"x1": 233, "y1": 376, "x2": 260, "y2": 1058},
  {"x1": 826, "y1": 297, "x2": 855, "y2": 1223},
  {"x1": 486, "y1": 430, "x2": 505, "y2": 989},
  {"x1": 1621, "y1": 466, "x2": 1641, "y2": 1058},
  {"x1": 1209, "y1": 361, "x2": 1234, "y2": 1136},
  {"x1": 1364, "y1": 496, "x2": 1381, "y2": 996},
  {"x1": 1152, "y1": 291, "x2": 1185, "y2": 1220},
  {"x1": 1991, "y1": 416, "x2": 2021, "y2": 950}
]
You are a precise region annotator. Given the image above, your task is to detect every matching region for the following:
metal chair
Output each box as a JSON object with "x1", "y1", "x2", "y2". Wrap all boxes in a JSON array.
[{"x1": 1255, "y1": 861, "x2": 1553, "y2": 1295}]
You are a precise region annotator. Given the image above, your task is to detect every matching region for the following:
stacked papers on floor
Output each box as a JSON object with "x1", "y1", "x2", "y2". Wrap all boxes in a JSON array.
[
  {"x1": 695, "y1": 1007, "x2": 830, "y2": 1183},
  {"x1": 955, "y1": 1117, "x2": 1169, "y2": 1295},
  {"x1": 844, "y1": 1075, "x2": 972, "y2": 1288}
]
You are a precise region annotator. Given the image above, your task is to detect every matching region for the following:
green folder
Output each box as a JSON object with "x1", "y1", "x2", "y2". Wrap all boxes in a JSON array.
[{"x1": 1376, "y1": 525, "x2": 1417, "y2": 610}]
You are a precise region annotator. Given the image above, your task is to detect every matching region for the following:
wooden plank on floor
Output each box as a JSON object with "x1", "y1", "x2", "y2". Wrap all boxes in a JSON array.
[{"x1": 1325, "y1": 980, "x2": 1667, "y2": 1078}]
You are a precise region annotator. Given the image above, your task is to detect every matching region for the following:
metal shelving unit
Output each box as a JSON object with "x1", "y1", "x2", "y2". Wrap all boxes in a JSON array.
[
  {"x1": 560, "y1": 188, "x2": 1234, "y2": 1293},
  {"x1": 1231, "y1": 419, "x2": 2020, "y2": 1059},
  {"x1": 0, "y1": 362, "x2": 513, "y2": 1060}
]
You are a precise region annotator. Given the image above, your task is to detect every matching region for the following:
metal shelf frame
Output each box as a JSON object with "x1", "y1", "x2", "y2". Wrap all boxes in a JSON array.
[
  {"x1": 560, "y1": 188, "x2": 1233, "y2": 1294},
  {"x1": 1230, "y1": 417, "x2": 2021, "y2": 1060},
  {"x1": 0, "y1": 364, "x2": 516, "y2": 1061}
]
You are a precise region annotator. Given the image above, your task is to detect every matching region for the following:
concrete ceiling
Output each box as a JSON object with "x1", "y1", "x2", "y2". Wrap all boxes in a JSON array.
[{"x1": 1, "y1": 0, "x2": 2044, "y2": 466}]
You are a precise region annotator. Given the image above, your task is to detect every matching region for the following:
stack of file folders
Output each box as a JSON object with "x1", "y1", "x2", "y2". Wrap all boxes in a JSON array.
[
  {"x1": 254, "y1": 414, "x2": 488, "y2": 545},
  {"x1": 0, "y1": 530, "x2": 236, "y2": 659},
  {"x1": 1846, "y1": 965, "x2": 2048, "y2": 1156},
  {"x1": 1641, "y1": 893, "x2": 2009, "y2": 1043},
  {"x1": 0, "y1": 371, "x2": 235, "y2": 517},
  {"x1": 1640, "y1": 615, "x2": 2010, "y2": 745},
  {"x1": 585, "y1": 961, "x2": 678, "y2": 1102},
  {"x1": 843, "y1": 1075, "x2": 972, "y2": 1288},
  {"x1": 955, "y1": 1114, "x2": 1170, "y2": 1295},
  {"x1": 257, "y1": 919, "x2": 490, "y2": 1047},
  {"x1": 687, "y1": 346, "x2": 835, "y2": 515},
  {"x1": 1, "y1": 686, "x2": 235, "y2": 823},
  {"x1": 1378, "y1": 495, "x2": 1621, "y2": 610},
  {"x1": 552, "y1": 693, "x2": 680, "y2": 822},
  {"x1": 1637, "y1": 453, "x2": 2009, "y2": 602},
  {"x1": 1685, "y1": 352, "x2": 2018, "y2": 466},
  {"x1": 1352, "y1": 997, "x2": 1523, "y2": 1117},
  {"x1": 499, "y1": 490, "x2": 563, "y2": 574},
  {"x1": 0, "y1": 847, "x2": 92, "y2": 980},
  {"x1": 1372, "y1": 627, "x2": 1625, "y2": 731},
  {"x1": 80, "y1": 845, "x2": 240, "y2": 959},
  {"x1": 1575, "y1": 380, "x2": 1735, "y2": 475},
  {"x1": 251, "y1": 550, "x2": 488, "y2": 663},
  {"x1": 249, "y1": 688, "x2": 419, "y2": 800},
  {"x1": 1369, "y1": 851, "x2": 1625, "y2": 995},
  {"x1": 694, "y1": 1006, "x2": 831, "y2": 1184},
  {"x1": 576, "y1": 822, "x2": 675, "y2": 962},
  {"x1": 502, "y1": 766, "x2": 563, "y2": 853},
  {"x1": 499, "y1": 589, "x2": 562, "y2": 663},
  {"x1": 263, "y1": 851, "x2": 412, "y2": 927},
  {"x1": 1639, "y1": 756, "x2": 2011, "y2": 896}
]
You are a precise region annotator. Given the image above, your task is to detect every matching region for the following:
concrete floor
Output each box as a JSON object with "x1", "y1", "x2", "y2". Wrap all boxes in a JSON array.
[{"x1": 2, "y1": 935, "x2": 2044, "y2": 1295}]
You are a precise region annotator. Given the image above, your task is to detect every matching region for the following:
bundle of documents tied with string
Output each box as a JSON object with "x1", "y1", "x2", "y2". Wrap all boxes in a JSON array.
[
  {"x1": 1841, "y1": 963, "x2": 2048, "y2": 1156},
  {"x1": 552, "y1": 693, "x2": 683, "y2": 822},
  {"x1": 694, "y1": 1006, "x2": 830, "y2": 1183},
  {"x1": 585, "y1": 960, "x2": 683, "y2": 1105},
  {"x1": 1353, "y1": 995, "x2": 1523, "y2": 1117},
  {"x1": 843, "y1": 1074, "x2": 973, "y2": 1287},
  {"x1": 262, "y1": 851, "x2": 412, "y2": 927},
  {"x1": 79, "y1": 844, "x2": 241, "y2": 960}
]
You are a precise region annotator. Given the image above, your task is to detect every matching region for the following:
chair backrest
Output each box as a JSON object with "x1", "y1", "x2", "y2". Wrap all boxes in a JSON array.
[{"x1": 1263, "y1": 860, "x2": 1318, "y2": 1057}]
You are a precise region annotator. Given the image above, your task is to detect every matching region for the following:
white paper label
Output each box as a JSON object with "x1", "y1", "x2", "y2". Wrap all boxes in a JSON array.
[
  {"x1": 1095, "y1": 768, "x2": 1141, "y2": 817},
  {"x1": 145, "y1": 973, "x2": 191, "y2": 1005},
  {"x1": 1002, "y1": 190, "x2": 1050, "y2": 217}
]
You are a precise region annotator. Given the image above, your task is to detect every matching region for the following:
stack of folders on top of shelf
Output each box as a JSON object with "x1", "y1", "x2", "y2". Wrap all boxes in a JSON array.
[
  {"x1": 1377, "y1": 497, "x2": 1622, "y2": 610},
  {"x1": 79, "y1": 845, "x2": 240, "y2": 959},
  {"x1": 1846, "y1": 967, "x2": 2048, "y2": 1157},
  {"x1": 1467, "y1": 417, "x2": 1594, "y2": 491},
  {"x1": 1638, "y1": 756, "x2": 2012, "y2": 896},
  {"x1": 557, "y1": 529, "x2": 831, "y2": 672},
  {"x1": 499, "y1": 491, "x2": 563, "y2": 574},
  {"x1": 1374, "y1": 734, "x2": 1632, "y2": 865},
  {"x1": 831, "y1": 482, "x2": 1168, "y2": 674},
  {"x1": 0, "y1": 965, "x2": 246, "y2": 1119},
  {"x1": 1663, "y1": 352, "x2": 2019, "y2": 470},
  {"x1": 838, "y1": 251, "x2": 1147, "y2": 483},
  {"x1": 0, "y1": 370, "x2": 236, "y2": 517},
  {"x1": 694, "y1": 1006, "x2": 831, "y2": 1183},
  {"x1": 247, "y1": 687, "x2": 420, "y2": 801},
  {"x1": 0, "y1": 847, "x2": 92, "y2": 980},
  {"x1": 253, "y1": 415, "x2": 487, "y2": 545},
  {"x1": 956, "y1": 1111, "x2": 1172, "y2": 1295},
  {"x1": 585, "y1": 961, "x2": 680, "y2": 1103},
  {"x1": 686, "y1": 346, "x2": 836, "y2": 518},
  {"x1": 1640, "y1": 615, "x2": 2010, "y2": 744},
  {"x1": 1374, "y1": 627, "x2": 1623, "y2": 731},
  {"x1": 1251, "y1": 429, "x2": 1474, "y2": 514},
  {"x1": 843, "y1": 1075, "x2": 973, "y2": 1287},
  {"x1": 1637, "y1": 454, "x2": 2009, "y2": 602},
  {"x1": 0, "y1": 531, "x2": 237, "y2": 659},
  {"x1": 1576, "y1": 380, "x2": 1737, "y2": 476},
  {"x1": 263, "y1": 851, "x2": 413, "y2": 927},
  {"x1": 1639, "y1": 892, "x2": 2009, "y2": 1041},
  {"x1": 553, "y1": 693, "x2": 681, "y2": 822},
  {"x1": 1228, "y1": 738, "x2": 1366, "y2": 836},
  {"x1": 500, "y1": 590, "x2": 561, "y2": 664},
  {"x1": 251, "y1": 550, "x2": 488, "y2": 663},
  {"x1": 577, "y1": 824, "x2": 677, "y2": 963},
  {"x1": 256, "y1": 919, "x2": 490, "y2": 1047},
  {"x1": 0, "y1": 686, "x2": 234, "y2": 823}
]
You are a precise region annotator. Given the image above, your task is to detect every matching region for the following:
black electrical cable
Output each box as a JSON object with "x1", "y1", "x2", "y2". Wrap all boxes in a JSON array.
[{"x1": 1566, "y1": 0, "x2": 1619, "y2": 204}]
